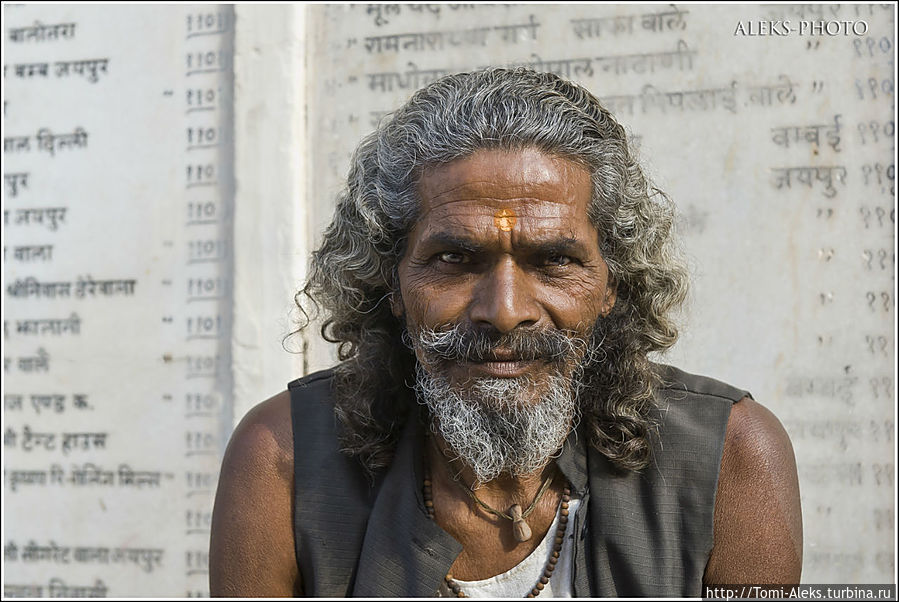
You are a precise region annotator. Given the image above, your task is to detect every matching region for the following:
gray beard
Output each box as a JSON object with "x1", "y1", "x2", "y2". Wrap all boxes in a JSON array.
[{"x1": 414, "y1": 363, "x2": 580, "y2": 484}]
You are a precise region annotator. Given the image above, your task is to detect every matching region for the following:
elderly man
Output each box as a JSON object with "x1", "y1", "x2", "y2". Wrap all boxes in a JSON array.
[{"x1": 209, "y1": 69, "x2": 802, "y2": 597}]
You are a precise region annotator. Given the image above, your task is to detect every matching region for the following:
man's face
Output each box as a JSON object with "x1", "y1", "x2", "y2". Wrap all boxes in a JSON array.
[
  {"x1": 394, "y1": 147, "x2": 616, "y2": 481},
  {"x1": 395, "y1": 146, "x2": 616, "y2": 385}
]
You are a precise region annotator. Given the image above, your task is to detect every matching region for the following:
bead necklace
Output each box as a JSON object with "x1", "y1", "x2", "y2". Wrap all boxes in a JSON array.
[{"x1": 423, "y1": 466, "x2": 571, "y2": 598}]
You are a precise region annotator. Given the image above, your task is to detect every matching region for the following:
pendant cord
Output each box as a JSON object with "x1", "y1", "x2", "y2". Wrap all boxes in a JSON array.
[
  {"x1": 427, "y1": 433, "x2": 556, "y2": 521},
  {"x1": 454, "y1": 471, "x2": 555, "y2": 522}
]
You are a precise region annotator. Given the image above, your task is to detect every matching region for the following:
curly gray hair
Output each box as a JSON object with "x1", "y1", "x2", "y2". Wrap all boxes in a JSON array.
[{"x1": 296, "y1": 68, "x2": 688, "y2": 474}]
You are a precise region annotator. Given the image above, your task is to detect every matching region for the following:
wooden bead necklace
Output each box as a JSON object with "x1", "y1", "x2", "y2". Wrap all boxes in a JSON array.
[{"x1": 423, "y1": 467, "x2": 571, "y2": 598}]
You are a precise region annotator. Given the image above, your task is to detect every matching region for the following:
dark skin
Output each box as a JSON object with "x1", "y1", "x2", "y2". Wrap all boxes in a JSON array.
[{"x1": 209, "y1": 148, "x2": 802, "y2": 596}]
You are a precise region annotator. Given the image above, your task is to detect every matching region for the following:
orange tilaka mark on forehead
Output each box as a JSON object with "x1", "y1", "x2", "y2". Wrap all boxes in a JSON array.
[{"x1": 493, "y1": 208, "x2": 517, "y2": 232}]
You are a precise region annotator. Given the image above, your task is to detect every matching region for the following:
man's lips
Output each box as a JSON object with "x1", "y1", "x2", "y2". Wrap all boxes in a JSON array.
[
  {"x1": 467, "y1": 359, "x2": 539, "y2": 378},
  {"x1": 451, "y1": 351, "x2": 544, "y2": 378},
  {"x1": 483, "y1": 349, "x2": 518, "y2": 361}
]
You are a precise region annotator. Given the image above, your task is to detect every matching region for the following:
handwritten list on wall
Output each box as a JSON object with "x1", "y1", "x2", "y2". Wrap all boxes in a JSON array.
[
  {"x1": 3, "y1": 5, "x2": 234, "y2": 597},
  {"x1": 304, "y1": 4, "x2": 895, "y2": 584}
]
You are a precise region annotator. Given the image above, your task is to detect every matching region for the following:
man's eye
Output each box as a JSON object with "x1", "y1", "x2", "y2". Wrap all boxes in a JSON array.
[
  {"x1": 545, "y1": 255, "x2": 573, "y2": 267},
  {"x1": 438, "y1": 252, "x2": 467, "y2": 264}
]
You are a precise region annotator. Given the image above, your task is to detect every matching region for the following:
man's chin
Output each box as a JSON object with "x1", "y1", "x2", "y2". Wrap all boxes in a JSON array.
[{"x1": 415, "y1": 362, "x2": 580, "y2": 482}]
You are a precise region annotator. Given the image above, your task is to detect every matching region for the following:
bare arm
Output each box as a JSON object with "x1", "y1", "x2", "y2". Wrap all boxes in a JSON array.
[
  {"x1": 209, "y1": 391, "x2": 301, "y2": 596},
  {"x1": 704, "y1": 397, "x2": 803, "y2": 585}
]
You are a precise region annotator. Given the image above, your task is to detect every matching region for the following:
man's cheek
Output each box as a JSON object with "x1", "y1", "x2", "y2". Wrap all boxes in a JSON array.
[{"x1": 403, "y1": 291, "x2": 468, "y2": 329}]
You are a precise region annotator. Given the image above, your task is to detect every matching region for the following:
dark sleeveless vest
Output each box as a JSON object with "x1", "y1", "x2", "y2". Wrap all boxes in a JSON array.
[{"x1": 288, "y1": 363, "x2": 748, "y2": 597}]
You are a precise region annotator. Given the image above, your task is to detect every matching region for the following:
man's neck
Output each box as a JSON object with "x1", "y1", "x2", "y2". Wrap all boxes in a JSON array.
[
  {"x1": 424, "y1": 430, "x2": 567, "y2": 581},
  {"x1": 428, "y1": 433, "x2": 558, "y2": 507}
]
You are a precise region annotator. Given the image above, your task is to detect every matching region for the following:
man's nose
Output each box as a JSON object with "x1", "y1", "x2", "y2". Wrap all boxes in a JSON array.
[{"x1": 468, "y1": 257, "x2": 541, "y2": 333}]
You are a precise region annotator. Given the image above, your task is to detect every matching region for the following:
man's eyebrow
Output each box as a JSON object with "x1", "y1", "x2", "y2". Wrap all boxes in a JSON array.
[
  {"x1": 527, "y1": 236, "x2": 589, "y2": 256},
  {"x1": 418, "y1": 232, "x2": 590, "y2": 255},
  {"x1": 418, "y1": 232, "x2": 484, "y2": 253}
]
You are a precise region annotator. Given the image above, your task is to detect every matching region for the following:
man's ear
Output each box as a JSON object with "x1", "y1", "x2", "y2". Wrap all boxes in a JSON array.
[
  {"x1": 601, "y1": 281, "x2": 617, "y2": 317},
  {"x1": 389, "y1": 290, "x2": 405, "y2": 318}
]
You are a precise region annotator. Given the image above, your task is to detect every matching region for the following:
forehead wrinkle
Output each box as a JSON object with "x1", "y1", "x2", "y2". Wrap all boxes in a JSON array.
[
  {"x1": 421, "y1": 209, "x2": 576, "y2": 235},
  {"x1": 416, "y1": 214, "x2": 584, "y2": 250},
  {"x1": 416, "y1": 197, "x2": 585, "y2": 234},
  {"x1": 424, "y1": 178, "x2": 575, "y2": 195},
  {"x1": 419, "y1": 148, "x2": 589, "y2": 192},
  {"x1": 418, "y1": 177, "x2": 586, "y2": 210},
  {"x1": 417, "y1": 197, "x2": 578, "y2": 223}
]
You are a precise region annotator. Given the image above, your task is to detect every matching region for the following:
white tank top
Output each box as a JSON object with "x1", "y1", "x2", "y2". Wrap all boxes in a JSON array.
[{"x1": 437, "y1": 497, "x2": 580, "y2": 598}]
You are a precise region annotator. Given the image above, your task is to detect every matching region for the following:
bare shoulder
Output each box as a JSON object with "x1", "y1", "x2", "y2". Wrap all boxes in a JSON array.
[
  {"x1": 209, "y1": 390, "x2": 299, "y2": 597},
  {"x1": 704, "y1": 397, "x2": 803, "y2": 585},
  {"x1": 222, "y1": 390, "x2": 294, "y2": 471}
]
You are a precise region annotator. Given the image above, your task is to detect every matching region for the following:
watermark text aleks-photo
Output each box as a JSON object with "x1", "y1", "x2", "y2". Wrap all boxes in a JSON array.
[{"x1": 734, "y1": 20, "x2": 869, "y2": 37}]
